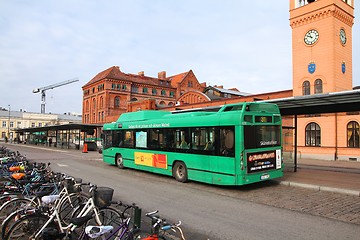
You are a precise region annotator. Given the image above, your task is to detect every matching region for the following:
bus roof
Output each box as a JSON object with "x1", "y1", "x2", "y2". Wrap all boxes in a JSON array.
[{"x1": 102, "y1": 102, "x2": 280, "y2": 130}]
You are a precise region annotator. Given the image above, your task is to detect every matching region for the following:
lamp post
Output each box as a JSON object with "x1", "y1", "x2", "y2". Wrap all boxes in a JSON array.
[{"x1": 7, "y1": 105, "x2": 10, "y2": 139}]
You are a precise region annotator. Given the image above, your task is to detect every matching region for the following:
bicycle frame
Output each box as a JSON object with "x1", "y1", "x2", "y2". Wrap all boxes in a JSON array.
[{"x1": 33, "y1": 197, "x2": 101, "y2": 239}]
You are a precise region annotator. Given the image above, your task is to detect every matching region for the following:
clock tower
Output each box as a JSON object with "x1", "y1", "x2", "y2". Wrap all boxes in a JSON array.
[{"x1": 290, "y1": 0, "x2": 354, "y2": 96}]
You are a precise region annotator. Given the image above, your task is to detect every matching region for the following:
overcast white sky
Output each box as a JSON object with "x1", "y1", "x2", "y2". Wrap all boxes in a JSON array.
[{"x1": 0, "y1": 0, "x2": 359, "y2": 114}]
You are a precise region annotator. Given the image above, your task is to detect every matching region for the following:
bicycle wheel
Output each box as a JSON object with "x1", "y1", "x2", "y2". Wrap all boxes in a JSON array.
[
  {"x1": 2, "y1": 210, "x2": 21, "y2": 239},
  {"x1": 0, "y1": 197, "x2": 35, "y2": 219},
  {"x1": 87, "y1": 206, "x2": 122, "y2": 240},
  {"x1": 0, "y1": 194, "x2": 21, "y2": 208},
  {"x1": 6, "y1": 213, "x2": 57, "y2": 240},
  {"x1": 0, "y1": 197, "x2": 36, "y2": 236},
  {"x1": 58, "y1": 191, "x2": 89, "y2": 225}
]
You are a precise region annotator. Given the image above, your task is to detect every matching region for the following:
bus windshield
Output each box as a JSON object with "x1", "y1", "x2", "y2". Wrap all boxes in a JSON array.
[{"x1": 244, "y1": 125, "x2": 281, "y2": 149}]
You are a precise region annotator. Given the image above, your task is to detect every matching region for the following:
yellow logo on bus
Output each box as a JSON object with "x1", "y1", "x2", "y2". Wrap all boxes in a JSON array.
[{"x1": 134, "y1": 152, "x2": 167, "y2": 169}]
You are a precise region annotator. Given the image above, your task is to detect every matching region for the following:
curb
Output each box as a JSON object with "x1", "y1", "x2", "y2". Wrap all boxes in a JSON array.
[{"x1": 279, "y1": 181, "x2": 360, "y2": 197}]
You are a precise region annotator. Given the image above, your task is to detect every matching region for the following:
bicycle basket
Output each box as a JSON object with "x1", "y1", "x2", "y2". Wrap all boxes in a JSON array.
[{"x1": 94, "y1": 187, "x2": 114, "y2": 208}]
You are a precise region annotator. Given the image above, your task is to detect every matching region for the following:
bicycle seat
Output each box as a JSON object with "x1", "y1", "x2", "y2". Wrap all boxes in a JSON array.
[
  {"x1": 70, "y1": 215, "x2": 94, "y2": 227},
  {"x1": 41, "y1": 195, "x2": 60, "y2": 204},
  {"x1": 85, "y1": 225, "x2": 114, "y2": 238}
]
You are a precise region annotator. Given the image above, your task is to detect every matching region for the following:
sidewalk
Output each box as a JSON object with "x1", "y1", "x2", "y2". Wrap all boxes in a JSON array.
[{"x1": 280, "y1": 158, "x2": 360, "y2": 196}]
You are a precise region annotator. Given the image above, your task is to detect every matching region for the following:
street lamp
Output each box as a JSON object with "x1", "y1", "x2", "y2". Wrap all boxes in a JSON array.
[{"x1": 8, "y1": 104, "x2": 10, "y2": 139}]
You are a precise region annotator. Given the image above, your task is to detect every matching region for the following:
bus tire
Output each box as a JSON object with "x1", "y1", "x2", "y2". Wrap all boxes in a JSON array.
[
  {"x1": 173, "y1": 161, "x2": 188, "y2": 183},
  {"x1": 116, "y1": 154, "x2": 124, "y2": 169}
]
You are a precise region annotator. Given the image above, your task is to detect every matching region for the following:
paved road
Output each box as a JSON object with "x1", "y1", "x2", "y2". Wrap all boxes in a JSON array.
[{"x1": 4, "y1": 144, "x2": 360, "y2": 240}]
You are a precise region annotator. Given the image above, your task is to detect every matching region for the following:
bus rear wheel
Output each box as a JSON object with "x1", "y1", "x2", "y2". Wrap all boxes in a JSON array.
[
  {"x1": 116, "y1": 154, "x2": 124, "y2": 169},
  {"x1": 173, "y1": 162, "x2": 188, "y2": 183}
]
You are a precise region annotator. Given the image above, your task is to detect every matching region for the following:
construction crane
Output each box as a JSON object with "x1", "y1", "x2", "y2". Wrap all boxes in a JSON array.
[{"x1": 33, "y1": 78, "x2": 79, "y2": 113}]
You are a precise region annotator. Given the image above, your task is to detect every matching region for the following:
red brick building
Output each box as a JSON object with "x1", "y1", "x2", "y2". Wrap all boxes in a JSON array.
[{"x1": 82, "y1": 66, "x2": 210, "y2": 124}]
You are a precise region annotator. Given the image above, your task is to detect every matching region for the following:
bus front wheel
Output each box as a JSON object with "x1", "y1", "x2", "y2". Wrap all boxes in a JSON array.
[
  {"x1": 173, "y1": 162, "x2": 188, "y2": 183},
  {"x1": 116, "y1": 154, "x2": 124, "y2": 169}
]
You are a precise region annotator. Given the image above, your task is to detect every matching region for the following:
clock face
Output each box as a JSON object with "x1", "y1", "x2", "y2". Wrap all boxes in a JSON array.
[
  {"x1": 304, "y1": 29, "x2": 319, "y2": 45},
  {"x1": 340, "y1": 28, "x2": 347, "y2": 45}
]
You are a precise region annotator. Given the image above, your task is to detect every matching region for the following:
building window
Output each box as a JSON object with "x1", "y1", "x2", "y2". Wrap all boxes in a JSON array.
[
  {"x1": 17, "y1": 122, "x2": 21, "y2": 128},
  {"x1": 314, "y1": 79, "x2": 323, "y2": 94},
  {"x1": 100, "y1": 97, "x2": 104, "y2": 108},
  {"x1": 170, "y1": 91, "x2": 174, "y2": 97},
  {"x1": 161, "y1": 90, "x2": 166, "y2": 96},
  {"x1": 112, "y1": 84, "x2": 116, "y2": 90},
  {"x1": 38, "y1": 123, "x2": 42, "y2": 127},
  {"x1": 2, "y1": 121, "x2": 6, "y2": 127},
  {"x1": 131, "y1": 86, "x2": 138, "y2": 93},
  {"x1": 152, "y1": 89, "x2": 157, "y2": 95},
  {"x1": 122, "y1": 85, "x2": 127, "y2": 91},
  {"x1": 305, "y1": 122, "x2": 321, "y2": 146},
  {"x1": 114, "y1": 97, "x2": 120, "y2": 108},
  {"x1": 92, "y1": 98, "x2": 96, "y2": 110},
  {"x1": 98, "y1": 84, "x2": 104, "y2": 91},
  {"x1": 86, "y1": 100, "x2": 89, "y2": 112},
  {"x1": 143, "y1": 87, "x2": 148, "y2": 93},
  {"x1": 31, "y1": 123, "x2": 35, "y2": 127},
  {"x1": 347, "y1": 121, "x2": 359, "y2": 148},
  {"x1": 302, "y1": 81, "x2": 310, "y2": 95}
]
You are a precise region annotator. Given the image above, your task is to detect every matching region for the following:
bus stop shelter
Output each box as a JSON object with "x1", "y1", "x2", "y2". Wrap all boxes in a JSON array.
[
  {"x1": 264, "y1": 89, "x2": 360, "y2": 171},
  {"x1": 14, "y1": 123, "x2": 102, "y2": 151}
]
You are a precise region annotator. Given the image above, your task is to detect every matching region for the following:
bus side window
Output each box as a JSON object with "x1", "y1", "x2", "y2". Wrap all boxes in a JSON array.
[
  {"x1": 204, "y1": 141, "x2": 213, "y2": 151},
  {"x1": 175, "y1": 129, "x2": 189, "y2": 149},
  {"x1": 178, "y1": 137, "x2": 189, "y2": 149},
  {"x1": 220, "y1": 127, "x2": 235, "y2": 157},
  {"x1": 123, "y1": 130, "x2": 134, "y2": 148}
]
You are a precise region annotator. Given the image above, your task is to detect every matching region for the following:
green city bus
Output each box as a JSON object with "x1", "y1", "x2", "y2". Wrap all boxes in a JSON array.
[{"x1": 102, "y1": 102, "x2": 283, "y2": 186}]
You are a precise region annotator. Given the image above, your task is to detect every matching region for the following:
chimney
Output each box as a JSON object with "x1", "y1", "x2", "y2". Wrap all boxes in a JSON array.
[
  {"x1": 158, "y1": 71, "x2": 166, "y2": 79},
  {"x1": 138, "y1": 71, "x2": 144, "y2": 76}
]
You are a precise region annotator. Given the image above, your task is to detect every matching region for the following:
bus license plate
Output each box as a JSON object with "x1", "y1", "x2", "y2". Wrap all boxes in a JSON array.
[{"x1": 261, "y1": 174, "x2": 270, "y2": 180}]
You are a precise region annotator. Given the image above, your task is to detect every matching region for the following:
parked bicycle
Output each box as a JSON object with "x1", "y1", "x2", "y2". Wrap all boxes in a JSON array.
[
  {"x1": 135, "y1": 211, "x2": 186, "y2": 240},
  {"x1": 5, "y1": 184, "x2": 120, "y2": 240}
]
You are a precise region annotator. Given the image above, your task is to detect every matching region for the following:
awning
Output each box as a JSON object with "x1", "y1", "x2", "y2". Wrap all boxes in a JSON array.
[{"x1": 264, "y1": 89, "x2": 360, "y2": 115}]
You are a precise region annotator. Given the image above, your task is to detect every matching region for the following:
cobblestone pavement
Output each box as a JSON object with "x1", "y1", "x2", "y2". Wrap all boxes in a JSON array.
[{"x1": 196, "y1": 181, "x2": 360, "y2": 225}]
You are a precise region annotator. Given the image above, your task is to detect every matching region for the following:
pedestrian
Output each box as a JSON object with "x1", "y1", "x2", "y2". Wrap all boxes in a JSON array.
[{"x1": 49, "y1": 137, "x2": 52, "y2": 147}]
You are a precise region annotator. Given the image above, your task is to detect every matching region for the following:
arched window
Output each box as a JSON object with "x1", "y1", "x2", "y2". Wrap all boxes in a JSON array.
[
  {"x1": 100, "y1": 96, "x2": 104, "y2": 108},
  {"x1": 92, "y1": 98, "x2": 96, "y2": 110},
  {"x1": 130, "y1": 98, "x2": 138, "y2": 102},
  {"x1": 85, "y1": 100, "x2": 89, "y2": 111},
  {"x1": 114, "y1": 97, "x2": 120, "y2": 108},
  {"x1": 347, "y1": 121, "x2": 359, "y2": 148},
  {"x1": 314, "y1": 79, "x2": 323, "y2": 94},
  {"x1": 302, "y1": 81, "x2": 310, "y2": 95},
  {"x1": 305, "y1": 122, "x2": 321, "y2": 146}
]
